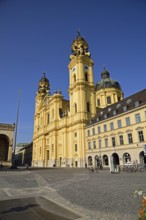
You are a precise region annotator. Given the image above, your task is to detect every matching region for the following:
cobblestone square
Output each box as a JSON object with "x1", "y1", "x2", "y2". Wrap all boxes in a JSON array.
[{"x1": 0, "y1": 167, "x2": 145, "y2": 220}]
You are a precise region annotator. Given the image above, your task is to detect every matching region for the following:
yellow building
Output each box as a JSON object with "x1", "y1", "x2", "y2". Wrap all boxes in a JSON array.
[
  {"x1": 17, "y1": 142, "x2": 32, "y2": 166},
  {"x1": 86, "y1": 88, "x2": 146, "y2": 169},
  {"x1": 32, "y1": 33, "x2": 146, "y2": 168}
]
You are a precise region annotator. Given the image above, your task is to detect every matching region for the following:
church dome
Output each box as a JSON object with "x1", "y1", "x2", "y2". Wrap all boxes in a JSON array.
[
  {"x1": 96, "y1": 68, "x2": 121, "y2": 90},
  {"x1": 38, "y1": 73, "x2": 50, "y2": 94}
]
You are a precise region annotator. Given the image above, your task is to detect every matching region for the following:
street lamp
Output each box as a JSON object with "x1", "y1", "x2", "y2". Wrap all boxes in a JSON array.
[{"x1": 99, "y1": 141, "x2": 102, "y2": 169}]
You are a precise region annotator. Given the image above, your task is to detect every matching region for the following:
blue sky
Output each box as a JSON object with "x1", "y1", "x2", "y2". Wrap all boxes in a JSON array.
[{"x1": 0, "y1": 0, "x2": 146, "y2": 144}]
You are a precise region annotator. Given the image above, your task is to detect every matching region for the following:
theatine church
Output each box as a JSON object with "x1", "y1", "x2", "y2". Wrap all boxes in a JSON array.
[{"x1": 32, "y1": 33, "x2": 146, "y2": 168}]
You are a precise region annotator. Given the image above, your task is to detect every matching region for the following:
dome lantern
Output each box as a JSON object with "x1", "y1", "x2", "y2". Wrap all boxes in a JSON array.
[
  {"x1": 70, "y1": 31, "x2": 90, "y2": 59},
  {"x1": 38, "y1": 73, "x2": 50, "y2": 95}
]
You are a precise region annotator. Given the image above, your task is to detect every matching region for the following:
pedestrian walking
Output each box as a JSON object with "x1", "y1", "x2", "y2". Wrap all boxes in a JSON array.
[
  {"x1": 0, "y1": 163, "x2": 3, "y2": 170},
  {"x1": 25, "y1": 164, "x2": 29, "y2": 170}
]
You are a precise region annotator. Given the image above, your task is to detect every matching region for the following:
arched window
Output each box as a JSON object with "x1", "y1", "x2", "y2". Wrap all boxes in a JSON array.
[
  {"x1": 87, "y1": 102, "x2": 90, "y2": 112},
  {"x1": 123, "y1": 152, "x2": 131, "y2": 164},
  {"x1": 74, "y1": 103, "x2": 77, "y2": 113},
  {"x1": 52, "y1": 109, "x2": 54, "y2": 119},
  {"x1": 107, "y1": 96, "x2": 111, "y2": 104},
  {"x1": 74, "y1": 74, "x2": 76, "y2": 82},
  {"x1": 85, "y1": 72, "x2": 88, "y2": 81},
  {"x1": 97, "y1": 99, "x2": 100, "y2": 107}
]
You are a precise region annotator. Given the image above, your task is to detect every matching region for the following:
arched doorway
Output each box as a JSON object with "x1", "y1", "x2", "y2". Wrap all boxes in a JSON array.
[
  {"x1": 103, "y1": 154, "x2": 109, "y2": 166},
  {"x1": 0, "y1": 134, "x2": 9, "y2": 162},
  {"x1": 110, "y1": 153, "x2": 120, "y2": 173},
  {"x1": 139, "y1": 151, "x2": 146, "y2": 165},
  {"x1": 123, "y1": 152, "x2": 131, "y2": 164},
  {"x1": 95, "y1": 155, "x2": 100, "y2": 167},
  {"x1": 88, "y1": 156, "x2": 92, "y2": 166},
  {"x1": 112, "y1": 153, "x2": 120, "y2": 166}
]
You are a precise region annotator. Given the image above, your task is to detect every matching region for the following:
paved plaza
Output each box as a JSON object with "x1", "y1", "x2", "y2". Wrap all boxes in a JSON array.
[{"x1": 0, "y1": 167, "x2": 145, "y2": 220}]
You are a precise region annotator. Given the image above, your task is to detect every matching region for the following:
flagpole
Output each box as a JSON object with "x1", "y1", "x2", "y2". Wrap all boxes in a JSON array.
[{"x1": 12, "y1": 90, "x2": 21, "y2": 168}]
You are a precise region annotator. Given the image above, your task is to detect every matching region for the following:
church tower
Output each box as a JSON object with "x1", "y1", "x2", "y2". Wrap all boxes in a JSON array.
[
  {"x1": 33, "y1": 73, "x2": 50, "y2": 143},
  {"x1": 67, "y1": 32, "x2": 96, "y2": 167},
  {"x1": 68, "y1": 32, "x2": 96, "y2": 121},
  {"x1": 35, "y1": 73, "x2": 50, "y2": 112}
]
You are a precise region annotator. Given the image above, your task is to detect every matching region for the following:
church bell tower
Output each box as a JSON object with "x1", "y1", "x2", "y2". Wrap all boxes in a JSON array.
[{"x1": 68, "y1": 32, "x2": 96, "y2": 121}]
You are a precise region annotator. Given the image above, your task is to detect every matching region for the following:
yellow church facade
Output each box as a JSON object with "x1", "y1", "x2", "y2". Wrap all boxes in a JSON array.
[{"x1": 32, "y1": 33, "x2": 146, "y2": 168}]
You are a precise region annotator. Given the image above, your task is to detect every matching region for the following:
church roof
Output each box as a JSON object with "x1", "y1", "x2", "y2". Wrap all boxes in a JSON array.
[{"x1": 87, "y1": 88, "x2": 146, "y2": 126}]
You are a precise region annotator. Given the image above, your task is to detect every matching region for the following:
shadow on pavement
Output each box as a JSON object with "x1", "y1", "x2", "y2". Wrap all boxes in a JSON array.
[{"x1": 0, "y1": 196, "x2": 80, "y2": 220}]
